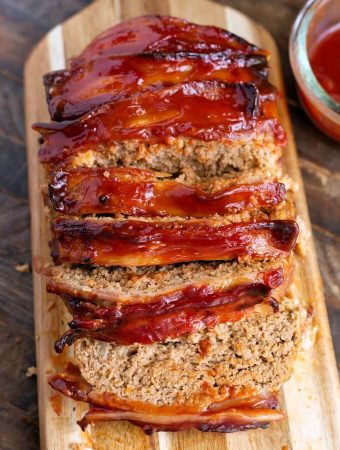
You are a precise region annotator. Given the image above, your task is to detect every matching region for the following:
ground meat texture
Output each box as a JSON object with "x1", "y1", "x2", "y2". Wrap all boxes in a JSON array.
[{"x1": 59, "y1": 136, "x2": 282, "y2": 183}]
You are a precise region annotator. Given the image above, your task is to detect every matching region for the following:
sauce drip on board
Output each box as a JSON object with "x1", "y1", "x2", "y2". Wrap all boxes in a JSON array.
[
  {"x1": 49, "y1": 395, "x2": 62, "y2": 416},
  {"x1": 48, "y1": 167, "x2": 286, "y2": 217},
  {"x1": 309, "y1": 24, "x2": 340, "y2": 103},
  {"x1": 51, "y1": 219, "x2": 299, "y2": 267}
]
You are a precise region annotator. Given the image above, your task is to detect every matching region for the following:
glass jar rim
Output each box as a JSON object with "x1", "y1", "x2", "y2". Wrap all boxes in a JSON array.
[{"x1": 289, "y1": 0, "x2": 340, "y2": 114}]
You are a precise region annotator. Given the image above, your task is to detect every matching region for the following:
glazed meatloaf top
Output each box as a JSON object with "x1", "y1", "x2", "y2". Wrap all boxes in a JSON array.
[{"x1": 43, "y1": 15, "x2": 270, "y2": 121}]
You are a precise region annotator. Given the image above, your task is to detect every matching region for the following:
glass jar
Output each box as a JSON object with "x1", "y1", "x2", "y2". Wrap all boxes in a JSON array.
[{"x1": 289, "y1": 0, "x2": 340, "y2": 141}]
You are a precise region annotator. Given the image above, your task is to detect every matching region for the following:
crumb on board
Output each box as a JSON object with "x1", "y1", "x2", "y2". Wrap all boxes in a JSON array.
[
  {"x1": 15, "y1": 263, "x2": 31, "y2": 273},
  {"x1": 281, "y1": 174, "x2": 299, "y2": 193},
  {"x1": 295, "y1": 215, "x2": 311, "y2": 256},
  {"x1": 301, "y1": 323, "x2": 319, "y2": 351},
  {"x1": 26, "y1": 366, "x2": 37, "y2": 377}
]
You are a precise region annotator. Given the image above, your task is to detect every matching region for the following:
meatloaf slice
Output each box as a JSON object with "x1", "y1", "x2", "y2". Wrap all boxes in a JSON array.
[
  {"x1": 52, "y1": 255, "x2": 293, "y2": 350},
  {"x1": 72, "y1": 298, "x2": 302, "y2": 407},
  {"x1": 48, "y1": 298, "x2": 302, "y2": 433},
  {"x1": 49, "y1": 361, "x2": 283, "y2": 433},
  {"x1": 47, "y1": 167, "x2": 286, "y2": 217},
  {"x1": 46, "y1": 256, "x2": 293, "y2": 306},
  {"x1": 34, "y1": 81, "x2": 285, "y2": 173},
  {"x1": 50, "y1": 216, "x2": 298, "y2": 266},
  {"x1": 44, "y1": 15, "x2": 270, "y2": 121},
  {"x1": 49, "y1": 136, "x2": 283, "y2": 183},
  {"x1": 62, "y1": 15, "x2": 266, "y2": 63}
]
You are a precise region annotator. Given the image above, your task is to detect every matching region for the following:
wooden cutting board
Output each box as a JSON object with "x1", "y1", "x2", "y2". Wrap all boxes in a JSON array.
[{"x1": 24, "y1": 0, "x2": 340, "y2": 449}]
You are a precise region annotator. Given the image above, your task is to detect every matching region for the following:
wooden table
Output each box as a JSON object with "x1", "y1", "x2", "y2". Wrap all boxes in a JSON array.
[{"x1": 0, "y1": 1, "x2": 338, "y2": 448}]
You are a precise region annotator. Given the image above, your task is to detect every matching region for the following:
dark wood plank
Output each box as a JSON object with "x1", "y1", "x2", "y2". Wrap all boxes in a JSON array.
[
  {"x1": 0, "y1": 0, "x2": 92, "y2": 77},
  {"x1": 0, "y1": 191, "x2": 36, "y2": 450},
  {"x1": 0, "y1": 0, "x2": 339, "y2": 449},
  {"x1": 0, "y1": 2, "x2": 91, "y2": 448}
]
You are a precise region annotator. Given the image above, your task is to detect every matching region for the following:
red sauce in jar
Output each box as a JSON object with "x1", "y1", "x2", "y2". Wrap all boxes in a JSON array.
[
  {"x1": 298, "y1": 24, "x2": 340, "y2": 141},
  {"x1": 309, "y1": 24, "x2": 340, "y2": 103}
]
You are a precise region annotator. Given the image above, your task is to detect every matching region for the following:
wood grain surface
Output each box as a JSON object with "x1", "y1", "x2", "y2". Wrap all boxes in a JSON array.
[{"x1": 0, "y1": 0, "x2": 339, "y2": 449}]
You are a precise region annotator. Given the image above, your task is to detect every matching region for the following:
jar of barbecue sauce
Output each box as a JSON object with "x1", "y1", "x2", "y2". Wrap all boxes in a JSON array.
[{"x1": 290, "y1": 0, "x2": 340, "y2": 141}]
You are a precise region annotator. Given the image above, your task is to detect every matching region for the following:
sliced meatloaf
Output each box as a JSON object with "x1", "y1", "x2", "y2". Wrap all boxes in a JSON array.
[
  {"x1": 49, "y1": 364, "x2": 284, "y2": 433},
  {"x1": 40, "y1": 14, "x2": 301, "y2": 436},
  {"x1": 49, "y1": 298, "x2": 302, "y2": 433},
  {"x1": 59, "y1": 15, "x2": 266, "y2": 65},
  {"x1": 48, "y1": 136, "x2": 283, "y2": 182}
]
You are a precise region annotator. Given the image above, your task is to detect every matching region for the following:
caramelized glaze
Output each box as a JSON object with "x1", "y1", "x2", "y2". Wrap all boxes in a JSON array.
[
  {"x1": 44, "y1": 16, "x2": 268, "y2": 120},
  {"x1": 73, "y1": 15, "x2": 265, "y2": 61},
  {"x1": 49, "y1": 167, "x2": 286, "y2": 216},
  {"x1": 45, "y1": 51, "x2": 270, "y2": 121},
  {"x1": 35, "y1": 81, "x2": 284, "y2": 167},
  {"x1": 55, "y1": 283, "x2": 275, "y2": 350},
  {"x1": 47, "y1": 13, "x2": 268, "y2": 121},
  {"x1": 51, "y1": 218, "x2": 299, "y2": 267}
]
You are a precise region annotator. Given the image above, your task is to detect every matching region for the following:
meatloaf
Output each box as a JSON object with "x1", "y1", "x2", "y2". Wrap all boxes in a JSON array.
[{"x1": 33, "y1": 14, "x2": 302, "y2": 436}]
